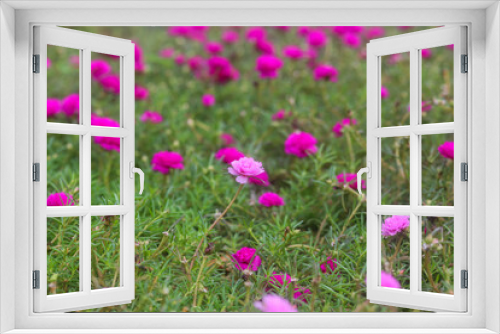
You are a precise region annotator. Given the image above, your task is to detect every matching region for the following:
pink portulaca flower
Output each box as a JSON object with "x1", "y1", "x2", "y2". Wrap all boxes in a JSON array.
[
  {"x1": 259, "y1": 192, "x2": 285, "y2": 207},
  {"x1": 222, "y1": 30, "x2": 239, "y2": 44},
  {"x1": 332, "y1": 118, "x2": 357, "y2": 137},
  {"x1": 284, "y1": 132, "x2": 318, "y2": 158},
  {"x1": 366, "y1": 27, "x2": 385, "y2": 39},
  {"x1": 343, "y1": 33, "x2": 361, "y2": 48},
  {"x1": 220, "y1": 133, "x2": 235, "y2": 146},
  {"x1": 91, "y1": 115, "x2": 120, "y2": 152},
  {"x1": 134, "y1": 42, "x2": 146, "y2": 73},
  {"x1": 99, "y1": 75, "x2": 120, "y2": 95},
  {"x1": 381, "y1": 86, "x2": 389, "y2": 99},
  {"x1": 381, "y1": 215, "x2": 410, "y2": 237},
  {"x1": 254, "y1": 295, "x2": 297, "y2": 313},
  {"x1": 207, "y1": 56, "x2": 239, "y2": 84},
  {"x1": 248, "y1": 171, "x2": 270, "y2": 186},
  {"x1": 215, "y1": 147, "x2": 245, "y2": 164},
  {"x1": 313, "y1": 64, "x2": 339, "y2": 82},
  {"x1": 232, "y1": 247, "x2": 262, "y2": 271},
  {"x1": 140, "y1": 111, "x2": 163, "y2": 124},
  {"x1": 307, "y1": 30, "x2": 327, "y2": 48},
  {"x1": 69, "y1": 55, "x2": 80, "y2": 67},
  {"x1": 91, "y1": 60, "x2": 111, "y2": 80},
  {"x1": 421, "y1": 48, "x2": 432, "y2": 58},
  {"x1": 246, "y1": 27, "x2": 266, "y2": 42},
  {"x1": 337, "y1": 173, "x2": 366, "y2": 190},
  {"x1": 47, "y1": 192, "x2": 74, "y2": 206},
  {"x1": 332, "y1": 26, "x2": 363, "y2": 35},
  {"x1": 135, "y1": 86, "x2": 149, "y2": 100},
  {"x1": 255, "y1": 39, "x2": 275, "y2": 55},
  {"x1": 228, "y1": 157, "x2": 265, "y2": 184},
  {"x1": 151, "y1": 151, "x2": 185, "y2": 174},
  {"x1": 255, "y1": 55, "x2": 283, "y2": 79},
  {"x1": 159, "y1": 48, "x2": 175, "y2": 58},
  {"x1": 202, "y1": 94, "x2": 216, "y2": 107},
  {"x1": 47, "y1": 98, "x2": 61, "y2": 117},
  {"x1": 205, "y1": 41, "x2": 223, "y2": 55},
  {"x1": 268, "y1": 273, "x2": 312, "y2": 303},
  {"x1": 174, "y1": 54, "x2": 186, "y2": 65},
  {"x1": 320, "y1": 257, "x2": 338, "y2": 274},
  {"x1": 283, "y1": 45, "x2": 303, "y2": 60},
  {"x1": 61, "y1": 94, "x2": 80, "y2": 117},
  {"x1": 272, "y1": 109, "x2": 291, "y2": 121},
  {"x1": 47, "y1": 58, "x2": 52, "y2": 69},
  {"x1": 438, "y1": 142, "x2": 454, "y2": 160},
  {"x1": 297, "y1": 26, "x2": 311, "y2": 37},
  {"x1": 381, "y1": 271, "x2": 402, "y2": 289}
]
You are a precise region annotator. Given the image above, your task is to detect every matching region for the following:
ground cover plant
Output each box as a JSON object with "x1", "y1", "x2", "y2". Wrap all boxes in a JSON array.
[{"x1": 45, "y1": 26, "x2": 455, "y2": 312}]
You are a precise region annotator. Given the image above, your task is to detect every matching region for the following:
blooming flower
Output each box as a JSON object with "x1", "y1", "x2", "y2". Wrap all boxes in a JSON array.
[
  {"x1": 47, "y1": 58, "x2": 52, "y2": 69},
  {"x1": 381, "y1": 215, "x2": 410, "y2": 237},
  {"x1": 47, "y1": 192, "x2": 74, "y2": 206},
  {"x1": 246, "y1": 27, "x2": 266, "y2": 42},
  {"x1": 332, "y1": 26, "x2": 363, "y2": 35},
  {"x1": 47, "y1": 98, "x2": 61, "y2": 117},
  {"x1": 91, "y1": 59, "x2": 111, "y2": 80},
  {"x1": 254, "y1": 295, "x2": 297, "y2": 313},
  {"x1": 207, "y1": 56, "x2": 239, "y2": 84},
  {"x1": 381, "y1": 86, "x2": 389, "y2": 99},
  {"x1": 283, "y1": 45, "x2": 303, "y2": 60},
  {"x1": 205, "y1": 41, "x2": 223, "y2": 55},
  {"x1": 284, "y1": 132, "x2": 318, "y2": 158},
  {"x1": 366, "y1": 27, "x2": 385, "y2": 39},
  {"x1": 61, "y1": 94, "x2": 79, "y2": 117},
  {"x1": 343, "y1": 33, "x2": 361, "y2": 48},
  {"x1": 297, "y1": 26, "x2": 311, "y2": 37},
  {"x1": 255, "y1": 55, "x2": 283, "y2": 79},
  {"x1": 135, "y1": 86, "x2": 149, "y2": 100},
  {"x1": 336, "y1": 173, "x2": 366, "y2": 190},
  {"x1": 134, "y1": 41, "x2": 146, "y2": 73},
  {"x1": 220, "y1": 133, "x2": 235, "y2": 146},
  {"x1": 332, "y1": 118, "x2": 357, "y2": 137},
  {"x1": 255, "y1": 39, "x2": 275, "y2": 55},
  {"x1": 248, "y1": 171, "x2": 270, "y2": 186},
  {"x1": 222, "y1": 30, "x2": 239, "y2": 44},
  {"x1": 381, "y1": 271, "x2": 401, "y2": 289},
  {"x1": 91, "y1": 115, "x2": 120, "y2": 151},
  {"x1": 258, "y1": 192, "x2": 285, "y2": 207},
  {"x1": 174, "y1": 54, "x2": 186, "y2": 65},
  {"x1": 421, "y1": 48, "x2": 432, "y2": 58},
  {"x1": 320, "y1": 257, "x2": 338, "y2": 274},
  {"x1": 272, "y1": 110, "x2": 291, "y2": 121},
  {"x1": 307, "y1": 30, "x2": 327, "y2": 48},
  {"x1": 438, "y1": 142, "x2": 454, "y2": 160},
  {"x1": 313, "y1": 64, "x2": 339, "y2": 82},
  {"x1": 151, "y1": 151, "x2": 185, "y2": 174},
  {"x1": 231, "y1": 247, "x2": 261, "y2": 271},
  {"x1": 268, "y1": 273, "x2": 312, "y2": 303},
  {"x1": 140, "y1": 110, "x2": 163, "y2": 124},
  {"x1": 228, "y1": 157, "x2": 265, "y2": 184},
  {"x1": 202, "y1": 94, "x2": 216, "y2": 107},
  {"x1": 99, "y1": 75, "x2": 120, "y2": 95},
  {"x1": 215, "y1": 147, "x2": 245, "y2": 164},
  {"x1": 159, "y1": 48, "x2": 175, "y2": 58}
]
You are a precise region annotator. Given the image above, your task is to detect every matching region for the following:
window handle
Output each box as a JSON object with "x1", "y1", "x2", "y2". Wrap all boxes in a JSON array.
[
  {"x1": 129, "y1": 162, "x2": 144, "y2": 195},
  {"x1": 357, "y1": 162, "x2": 371, "y2": 195}
]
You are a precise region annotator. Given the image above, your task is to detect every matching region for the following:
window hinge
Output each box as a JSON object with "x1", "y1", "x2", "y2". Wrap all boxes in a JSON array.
[
  {"x1": 461, "y1": 270, "x2": 468, "y2": 289},
  {"x1": 461, "y1": 54, "x2": 468, "y2": 73},
  {"x1": 33, "y1": 54, "x2": 40, "y2": 73},
  {"x1": 33, "y1": 270, "x2": 40, "y2": 289},
  {"x1": 461, "y1": 162, "x2": 468, "y2": 181},
  {"x1": 33, "y1": 163, "x2": 40, "y2": 182}
]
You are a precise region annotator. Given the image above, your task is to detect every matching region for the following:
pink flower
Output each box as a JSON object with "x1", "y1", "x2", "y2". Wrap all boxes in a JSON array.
[
  {"x1": 175, "y1": 54, "x2": 186, "y2": 65},
  {"x1": 248, "y1": 171, "x2": 270, "y2": 186},
  {"x1": 366, "y1": 27, "x2": 385, "y2": 39},
  {"x1": 274, "y1": 26, "x2": 291, "y2": 32},
  {"x1": 332, "y1": 118, "x2": 357, "y2": 137},
  {"x1": 333, "y1": 26, "x2": 363, "y2": 35},
  {"x1": 258, "y1": 192, "x2": 285, "y2": 207},
  {"x1": 307, "y1": 30, "x2": 327, "y2": 48},
  {"x1": 381, "y1": 215, "x2": 410, "y2": 237},
  {"x1": 447, "y1": 44, "x2": 454, "y2": 51},
  {"x1": 231, "y1": 247, "x2": 261, "y2": 271},
  {"x1": 389, "y1": 53, "x2": 402, "y2": 64},
  {"x1": 47, "y1": 98, "x2": 61, "y2": 117},
  {"x1": 246, "y1": 27, "x2": 266, "y2": 42},
  {"x1": 255, "y1": 39, "x2": 275, "y2": 55},
  {"x1": 91, "y1": 114, "x2": 120, "y2": 128},
  {"x1": 313, "y1": 64, "x2": 338, "y2": 82},
  {"x1": 91, "y1": 60, "x2": 111, "y2": 80},
  {"x1": 228, "y1": 157, "x2": 265, "y2": 184},
  {"x1": 134, "y1": 41, "x2": 146, "y2": 73},
  {"x1": 202, "y1": 94, "x2": 216, "y2": 107},
  {"x1": 438, "y1": 142, "x2": 454, "y2": 160},
  {"x1": 220, "y1": 133, "x2": 235, "y2": 146},
  {"x1": 421, "y1": 48, "x2": 432, "y2": 58},
  {"x1": 215, "y1": 147, "x2": 245, "y2": 164},
  {"x1": 205, "y1": 41, "x2": 223, "y2": 55},
  {"x1": 47, "y1": 192, "x2": 74, "y2": 206},
  {"x1": 91, "y1": 115, "x2": 120, "y2": 152},
  {"x1": 343, "y1": 33, "x2": 361, "y2": 48},
  {"x1": 254, "y1": 295, "x2": 297, "y2": 313},
  {"x1": 135, "y1": 86, "x2": 149, "y2": 100},
  {"x1": 69, "y1": 55, "x2": 80, "y2": 67},
  {"x1": 99, "y1": 75, "x2": 120, "y2": 95},
  {"x1": 268, "y1": 273, "x2": 312, "y2": 303},
  {"x1": 381, "y1": 86, "x2": 389, "y2": 99},
  {"x1": 283, "y1": 45, "x2": 303, "y2": 60},
  {"x1": 61, "y1": 94, "x2": 79, "y2": 117},
  {"x1": 284, "y1": 132, "x2": 318, "y2": 158},
  {"x1": 151, "y1": 151, "x2": 185, "y2": 174},
  {"x1": 272, "y1": 110, "x2": 290, "y2": 121},
  {"x1": 381, "y1": 271, "x2": 401, "y2": 289},
  {"x1": 47, "y1": 58, "x2": 52, "y2": 69},
  {"x1": 159, "y1": 48, "x2": 175, "y2": 58},
  {"x1": 337, "y1": 173, "x2": 366, "y2": 190},
  {"x1": 255, "y1": 55, "x2": 283, "y2": 79},
  {"x1": 222, "y1": 30, "x2": 239, "y2": 44},
  {"x1": 320, "y1": 257, "x2": 338, "y2": 274},
  {"x1": 207, "y1": 56, "x2": 239, "y2": 84},
  {"x1": 140, "y1": 110, "x2": 163, "y2": 124},
  {"x1": 297, "y1": 26, "x2": 311, "y2": 37},
  {"x1": 187, "y1": 56, "x2": 206, "y2": 76}
]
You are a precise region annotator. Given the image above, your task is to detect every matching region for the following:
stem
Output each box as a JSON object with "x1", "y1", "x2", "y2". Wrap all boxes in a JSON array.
[
  {"x1": 192, "y1": 256, "x2": 206, "y2": 308},
  {"x1": 344, "y1": 127, "x2": 355, "y2": 171},
  {"x1": 388, "y1": 234, "x2": 404, "y2": 272},
  {"x1": 339, "y1": 196, "x2": 365, "y2": 238},
  {"x1": 424, "y1": 250, "x2": 441, "y2": 293}
]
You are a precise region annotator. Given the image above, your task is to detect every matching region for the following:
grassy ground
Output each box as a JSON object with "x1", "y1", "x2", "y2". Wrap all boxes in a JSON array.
[{"x1": 45, "y1": 26, "x2": 455, "y2": 312}]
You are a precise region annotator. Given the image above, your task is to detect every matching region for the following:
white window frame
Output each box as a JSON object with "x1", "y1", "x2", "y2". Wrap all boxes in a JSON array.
[{"x1": 1, "y1": 2, "x2": 499, "y2": 333}]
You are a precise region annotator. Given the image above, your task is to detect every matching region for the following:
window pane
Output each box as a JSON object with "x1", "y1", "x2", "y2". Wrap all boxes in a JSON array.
[
  {"x1": 381, "y1": 52, "x2": 410, "y2": 127},
  {"x1": 47, "y1": 45, "x2": 80, "y2": 124},
  {"x1": 47, "y1": 134, "x2": 80, "y2": 206},
  {"x1": 91, "y1": 215, "x2": 121, "y2": 289},
  {"x1": 381, "y1": 137, "x2": 410, "y2": 205},
  {"x1": 47, "y1": 217, "x2": 80, "y2": 294},
  {"x1": 380, "y1": 215, "x2": 410, "y2": 290},
  {"x1": 421, "y1": 45, "x2": 454, "y2": 124},
  {"x1": 421, "y1": 216, "x2": 454, "y2": 294},
  {"x1": 91, "y1": 137, "x2": 121, "y2": 205},
  {"x1": 421, "y1": 134, "x2": 454, "y2": 206},
  {"x1": 91, "y1": 52, "x2": 121, "y2": 125}
]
